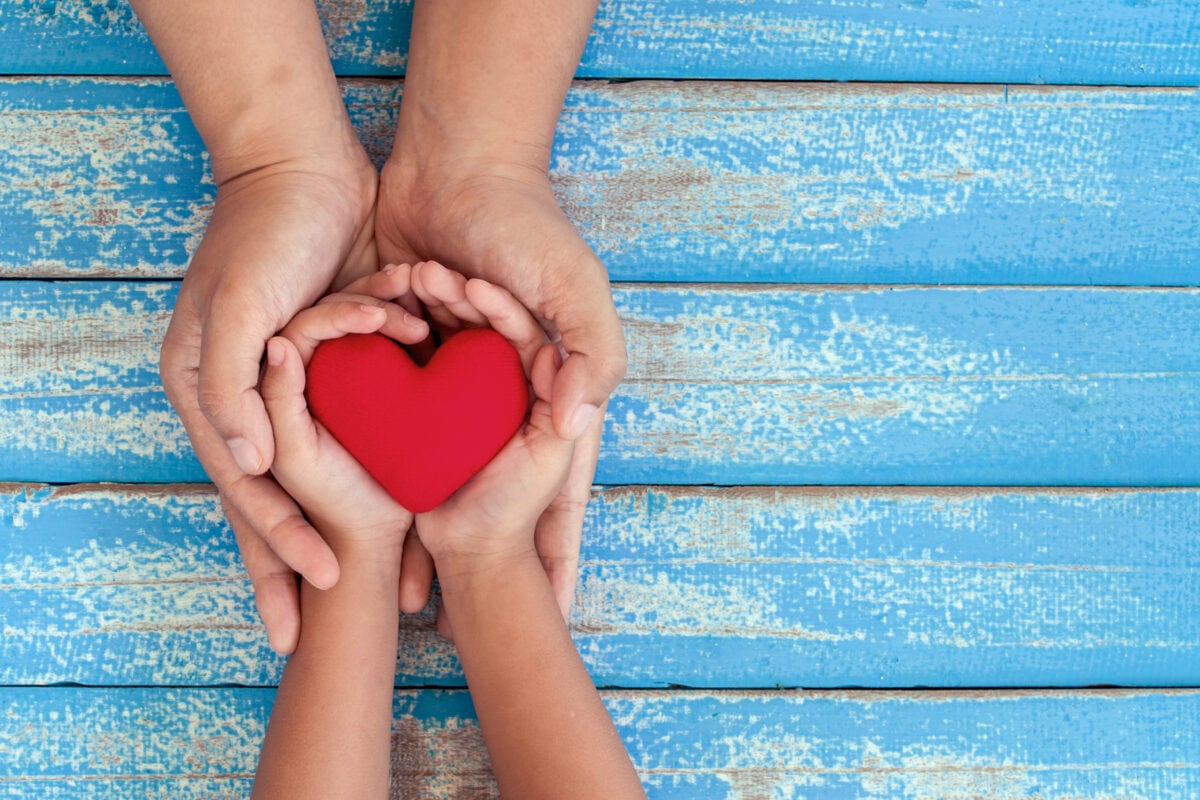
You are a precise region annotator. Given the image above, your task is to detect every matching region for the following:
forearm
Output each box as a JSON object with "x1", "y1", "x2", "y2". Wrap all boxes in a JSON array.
[
  {"x1": 129, "y1": 0, "x2": 363, "y2": 182},
  {"x1": 438, "y1": 550, "x2": 645, "y2": 799},
  {"x1": 396, "y1": 0, "x2": 599, "y2": 172},
  {"x1": 252, "y1": 545, "x2": 401, "y2": 800}
]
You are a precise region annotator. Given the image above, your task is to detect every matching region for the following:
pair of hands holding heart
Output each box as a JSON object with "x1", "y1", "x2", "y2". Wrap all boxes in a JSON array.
[{"x1": 262, "y1": 261, "x2": 576, "y2": 637}]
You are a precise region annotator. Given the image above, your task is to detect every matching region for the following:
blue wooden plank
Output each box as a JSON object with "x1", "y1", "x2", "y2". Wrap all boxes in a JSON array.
[
  {"x1": 1, "y1": 687, "x2": 1197, "y2": 798},
  {"x1": 3, "y1": 79, "x2": 1199, "y2": 284},
  {"x1": 0, "y1": 0, "x2": 1198, "y2": 84},
  {"x1": 3, "y1": 282, "x2": 1200, "y2": 486},
  {"x1": 3, "y1": 485, "x2": 1197, "y2": 688}
]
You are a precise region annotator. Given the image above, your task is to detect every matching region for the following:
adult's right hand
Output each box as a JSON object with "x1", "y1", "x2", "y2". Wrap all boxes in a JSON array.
[{"x1": 160, "y1": 155, "x2": 380, "y2": 654}]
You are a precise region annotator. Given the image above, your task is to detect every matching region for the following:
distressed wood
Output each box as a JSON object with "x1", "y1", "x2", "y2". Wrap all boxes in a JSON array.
[
  {"x1": 1, "y1": 687, "x2": 1197, "y2": 798},
  {"x1": 4, "y1": 282, "x2": 1200, "y2": 486},
  {"x1": 3, "y1": 79, "x2": 1200, "y2": 284},
  {"x1": 1, "y1": 0, "x2": 1198, "y2": 85},
  {"x1": 4, "y1": 484, "x2": 1197, "y2": 688}
]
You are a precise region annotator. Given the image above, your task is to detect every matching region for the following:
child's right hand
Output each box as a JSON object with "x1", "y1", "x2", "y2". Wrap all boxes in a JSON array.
[{"x1": 259, "y1": 289, "x2": 422, "y2": 559}]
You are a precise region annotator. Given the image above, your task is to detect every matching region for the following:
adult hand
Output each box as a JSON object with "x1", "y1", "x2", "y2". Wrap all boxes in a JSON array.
[
  {"x1": 161, "y1": 155, "x2": 380, "y2": 654},
  {"x1": 376, "y1": 158, "x2": 625, "y2": 625}
]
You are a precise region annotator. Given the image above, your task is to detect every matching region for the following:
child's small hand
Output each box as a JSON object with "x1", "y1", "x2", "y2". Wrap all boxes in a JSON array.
[
  {"x1": 260, "y1": 273, "x2": 429, "y2": 558},
  {"x1": 406, "y1": 262, "x2": 576, "y2": 578}
]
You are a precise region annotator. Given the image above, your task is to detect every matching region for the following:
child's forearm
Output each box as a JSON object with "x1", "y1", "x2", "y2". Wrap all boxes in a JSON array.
[
  {"x1": 252, "y1": 544, "x2": 401, "y2": 800},
  {"x1": 437, "y1": 550, "x2": 646, "y2": 799}
]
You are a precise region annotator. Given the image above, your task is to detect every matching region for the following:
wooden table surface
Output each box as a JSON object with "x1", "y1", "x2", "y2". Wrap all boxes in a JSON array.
[{"x1": 2, "y1": 1, "x2": 1199, "y2": 797}]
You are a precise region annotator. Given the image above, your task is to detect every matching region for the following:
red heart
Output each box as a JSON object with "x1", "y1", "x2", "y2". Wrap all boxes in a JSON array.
[{"x1": 304, "y1": 329, "x2": 528, "y2": 513}]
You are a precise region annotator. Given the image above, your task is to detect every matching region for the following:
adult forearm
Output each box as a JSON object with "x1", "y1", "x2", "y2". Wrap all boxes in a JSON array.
[
  {"x1": 438, "y1": 551, "x2": 645, "y2": 799},
  {"x1": 397, "y1": 0, "x2": 599, "y2": 171},
  {"x1": 252, "y1": 548, "x2": 401, "y2": 800},
  {"x1": 129, "y1": 0, "x2": 361, "y2": 182}
]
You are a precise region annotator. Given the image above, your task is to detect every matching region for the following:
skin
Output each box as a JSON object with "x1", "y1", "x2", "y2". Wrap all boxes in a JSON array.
[
  {"x1": 252, "y1": 264, "x2": 644, "y2": 799},
  {"x1": 130, "y1": 0, "x2": 627, "y2": 652}
]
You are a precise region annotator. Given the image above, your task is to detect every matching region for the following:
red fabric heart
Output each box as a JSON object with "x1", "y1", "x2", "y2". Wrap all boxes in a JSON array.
[{"x1": 305, "y1": 329, "x2": 528, "y2": 513}]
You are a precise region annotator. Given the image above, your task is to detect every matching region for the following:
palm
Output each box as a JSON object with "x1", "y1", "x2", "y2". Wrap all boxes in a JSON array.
[{"x1": 375, "y1": 167, "x2": 580, "y2": 324}]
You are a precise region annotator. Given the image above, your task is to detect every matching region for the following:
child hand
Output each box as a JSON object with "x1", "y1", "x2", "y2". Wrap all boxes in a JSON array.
[
  {"x1": 260, "y1": 270, "x2": 429, "y2": 557},
  {"x1": 406, "y1": 262, "x2": 577, "y2": 577}
]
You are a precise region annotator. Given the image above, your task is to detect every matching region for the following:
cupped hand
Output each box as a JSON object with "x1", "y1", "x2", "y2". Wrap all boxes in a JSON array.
[
  {"x1": 374, "y1": 158, "x2": 624, "y2": 618},
  {"x1": 404, "y1": 263, "x2": 576, "y2": 612},
  {"x1": 160, "y1": 154, "x2": 379, "y2": 653},
  {"x1": 260, "y1": 296, "x2": 422, "y2": 557}
]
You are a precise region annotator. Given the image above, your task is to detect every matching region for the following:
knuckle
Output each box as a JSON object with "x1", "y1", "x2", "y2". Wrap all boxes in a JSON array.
[
  {"x1": 263, "y1": 512, "x2": 313, "y2": 549},
  {"x1": 196, "y1": 383, "x2": 235, "y2": 424},
  {"x1": 599, "y1": 347, "x2": 629, "y2": 387}
]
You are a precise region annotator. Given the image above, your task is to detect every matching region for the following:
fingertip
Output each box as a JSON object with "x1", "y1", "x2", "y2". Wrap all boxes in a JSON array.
[
  {"x1": 437, "y1": 606, "x2": 455, "y2": 642},
  {"x1": 399, "y1": 532, "x2": 435, "y2": 613},
  {"x1": 266, "y1": 337, "x2": 285, "y2": 367},
  {"x1": 227, "y1": 436, "x2": 266, "y2": 475},
  {"x1": 256, "y1": 582, "x2": 301, "y2": 655},
  {"x1": 549, "y1": 356, "x2": 600, "y2": 439},
  {"x1": 554, "y1": 584, "x2": 575, "y2": 622},
  {"x1": 531, "y1": 342, "x2": 561, "y2": 404},
  {"x1": 306, "y1": 554, "x2": 341, "y2": 592},
  {"x1": 567, "y1": 403, "x2": 600, "y2": 441}
]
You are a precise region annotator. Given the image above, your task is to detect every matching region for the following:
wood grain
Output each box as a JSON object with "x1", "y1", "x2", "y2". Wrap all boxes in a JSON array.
[
  {"x1": 1, "y1": 687, "x2": 1197, "y2": 798},
  {"x1": 4, "y1": 484, "x2": 1197, "y2": 688},
  {"x1": 4, "y1": 281, "x2": 1200, "y2": 486},
  {"x1": 0, "y1": 0, "x2": 1198, "y2": 85},
  {"x1": 2, "y1": 79, "x2": 1199, "y2": 284}
]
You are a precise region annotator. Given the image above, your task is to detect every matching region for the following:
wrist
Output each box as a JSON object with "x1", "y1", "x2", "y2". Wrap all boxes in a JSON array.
[
  {"x1": 391, "y1": 98, "x2": 553, "y2": 179},
  {"x1": 432, "y1": 541, "x2": 541, "y2": 597},
  {"x1": 315, "y1": 522, "x2": 407, "y2": 581},
  {"x1": 209, "y1": 108, "x2": 373, "y2": 191}
]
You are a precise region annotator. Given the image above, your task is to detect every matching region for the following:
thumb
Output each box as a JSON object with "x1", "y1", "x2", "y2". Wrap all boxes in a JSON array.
[
  {"x1": 260, "y1": 337, "x2": 318, "y2": 459},
  {"x1": 547, "y1": 281, "x2": 627, "y2": 440},
  {"x1": 196, "y1": 294, "x2": 278, "y2": 475}
]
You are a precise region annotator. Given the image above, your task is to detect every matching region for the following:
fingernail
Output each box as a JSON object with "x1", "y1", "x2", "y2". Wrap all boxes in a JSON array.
[
  {"x1": 266, "y1": 338, "x2": 284, "y2": 366},
  {"x1": 568, "y1": 403, "x2": 599, "y2": 439},
  {"x1": 382, "y1": 263, "x2": 399, "y2": 274},
  {"x1": 403, "y1": 312, "x2": 427, "y2": 328},
  {"x1": 359, "y1": 303, "x2": 384, "y2": 315},
  {"x1": 227, "y1": 437, "x2": 263, "y2": 474}
]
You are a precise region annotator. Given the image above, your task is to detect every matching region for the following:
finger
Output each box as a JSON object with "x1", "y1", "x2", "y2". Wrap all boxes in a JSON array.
[
  {"x1": 194, "y1": 290, "x2": 279, "y2": 475},
  {"x1": 227, "y1": 471, "x2": 341, "y2": 591},
  {"x1": 175, "y1": 357, "x2": 341, "y2": 595},
  {"x1": 399, "y1": 529, "x2": 436, "y2": 614},
  {"x1": 415, "y1": 261, "x2": 489, "y2": 327},
  {"x1": 343, "y1": 263, "x2": 419, "y2": 306},
  {"x1": 543, "y1": 271, "x2": 628, "y2": 440},
  {"x1": 261, "y1": 337, "x2": 321, "y2": 459},
  {"x1": 278, "y1": 301, "x2": 388, "y2": 363},
  {"x1": 534, "y1": 407, "x2": 602, "y2": 620},
  {"x1": 411, "y1": 261, "x2": 474, "y2": 336},
  {"x1": 225, "y1": 498, "x2": 300, "y2": 654},
  {"x1": 315, "y1": 292, "x2": 431, "y2": 347},
  {"x1": 437, "y1": 602, "x2": 455, "y2": 642},
  {"x1": 465, "y1": 278, "x2": 549, "y2": 374},
  {"x1": 531, "y1": 342, "x2": 563, "y2": 404}
]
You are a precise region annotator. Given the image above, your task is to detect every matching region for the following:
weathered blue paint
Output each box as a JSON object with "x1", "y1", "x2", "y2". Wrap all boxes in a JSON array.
[
  {"x1": 4, "y1": 282, "x2": 1200, "y2": 486},
  {"x1": 0, "y1": 0, "x2": 1198, "y2": 85},
  {"x1": 2, "y1": 687, "x2": 1198, "y2": 797},
  {"x1": 4, "y1": 79, "x2": 1200, "y2": 284},
  {"x1": 4, "y1": 485, "x2": 1197, "y2": 688}
]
